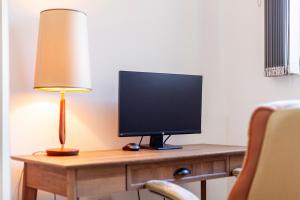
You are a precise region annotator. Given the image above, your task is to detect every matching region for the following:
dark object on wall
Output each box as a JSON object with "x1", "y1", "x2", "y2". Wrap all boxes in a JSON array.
[{"x1": 265, "y1": 0, "x2": 300, "y2": 77}]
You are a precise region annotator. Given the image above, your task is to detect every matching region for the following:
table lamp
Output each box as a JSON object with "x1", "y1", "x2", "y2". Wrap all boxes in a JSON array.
[{"x1": 34, "y1": 9, "x2": 91, "y2": 156}]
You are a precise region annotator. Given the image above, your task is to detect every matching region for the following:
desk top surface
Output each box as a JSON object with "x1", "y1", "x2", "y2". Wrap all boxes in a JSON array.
[{"x1": 11, "y1": 144, "x2": 246, "y2": 169}]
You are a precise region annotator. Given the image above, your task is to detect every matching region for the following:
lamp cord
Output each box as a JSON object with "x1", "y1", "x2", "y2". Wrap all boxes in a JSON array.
[{"x1": 32, "y1": 151, "x2": 46, "y2": 156}]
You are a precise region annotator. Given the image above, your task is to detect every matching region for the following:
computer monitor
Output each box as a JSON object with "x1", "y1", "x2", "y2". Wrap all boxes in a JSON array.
[{"x1": 118, "y1": 71, "x2": 202, "y2": 150}]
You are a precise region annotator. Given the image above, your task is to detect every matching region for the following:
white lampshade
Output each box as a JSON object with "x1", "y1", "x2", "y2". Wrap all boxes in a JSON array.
[{"x1": 34, "y1": 9, "x2": 91, "y2": 92}]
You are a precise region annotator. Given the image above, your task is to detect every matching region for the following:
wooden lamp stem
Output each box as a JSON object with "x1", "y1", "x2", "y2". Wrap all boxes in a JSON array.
[
  {"x1": 46, "y1": 93, "x2": 79, "y2": 156},
  {"x1": 59, "y1": 92, "x2": 66, "y2": 148}
]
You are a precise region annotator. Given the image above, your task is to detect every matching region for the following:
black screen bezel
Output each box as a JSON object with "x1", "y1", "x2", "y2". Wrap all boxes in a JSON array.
[{"x1": 118, "y1": 71, "x2": 202, "y2": 137}]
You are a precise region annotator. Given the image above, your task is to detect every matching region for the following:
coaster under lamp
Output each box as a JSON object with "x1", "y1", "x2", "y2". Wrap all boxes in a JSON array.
[{"x1": 34, "y1": 9, "x2": 91, "y2": 156}]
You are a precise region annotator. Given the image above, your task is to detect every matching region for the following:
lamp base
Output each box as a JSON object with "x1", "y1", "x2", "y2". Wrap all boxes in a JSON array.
[{"x1": 46, "y1": 148, "x2": 79, "y2": 156}]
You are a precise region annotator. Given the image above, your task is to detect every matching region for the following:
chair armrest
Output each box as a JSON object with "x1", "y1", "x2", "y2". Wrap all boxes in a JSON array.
[
  {"x1": 145, "y1": 180, "x2": 199, "y2": 200},
  {"x1": 232, "y1": 168, "x2": 242, "y2": 177}
]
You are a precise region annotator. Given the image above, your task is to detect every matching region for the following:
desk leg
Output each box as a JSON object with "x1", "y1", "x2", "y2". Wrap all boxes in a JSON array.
[
  {"x1": 22, "y1": 187, "x2": 37, "y2": 200},
  {"x1": 201, "y1": 180, "x2": 206, "y2": 200},
  {"x1": 22, "y1": 164, "x2": 37, "y2": 200},
  {"x1": 67, "y1": 170, "x2": 79, "y2": 200}
]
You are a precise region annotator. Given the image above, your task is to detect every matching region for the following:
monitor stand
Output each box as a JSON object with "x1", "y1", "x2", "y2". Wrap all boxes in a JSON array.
[{"x1": 140, "y1": 135, "x2": 182, "y2": 150}]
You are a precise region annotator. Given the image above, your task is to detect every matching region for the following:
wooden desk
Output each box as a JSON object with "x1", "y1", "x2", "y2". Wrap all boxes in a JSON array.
[{"x1": 12, "y1": 144, "x2": 245, "y2": 200}]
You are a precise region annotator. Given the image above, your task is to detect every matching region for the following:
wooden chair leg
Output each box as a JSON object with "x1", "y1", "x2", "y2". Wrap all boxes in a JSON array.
[{"x1": 201, "y1": 180, "x2": 206, "y2": 200}]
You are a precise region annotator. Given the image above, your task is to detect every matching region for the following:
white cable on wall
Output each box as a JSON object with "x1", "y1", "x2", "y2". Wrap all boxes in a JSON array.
[{"x1": 257, "y1": 0, "x2": 262, "y2": 7}]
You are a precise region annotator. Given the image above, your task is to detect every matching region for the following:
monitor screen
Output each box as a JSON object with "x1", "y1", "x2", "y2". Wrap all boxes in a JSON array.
[{"x1": 118, "y1": 71, "x2": 202, "y2": 137}]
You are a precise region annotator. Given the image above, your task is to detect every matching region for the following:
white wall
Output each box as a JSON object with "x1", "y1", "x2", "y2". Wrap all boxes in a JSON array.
[
  {"x1": 219, "y1": 0, "x2": 300, "y2": 192},
  {"x1": 221, "y1": 0, "x2": 300, "y2": 144},
  {"x1": 9, "y1": 0, "x2": 229, "y2": 199}
]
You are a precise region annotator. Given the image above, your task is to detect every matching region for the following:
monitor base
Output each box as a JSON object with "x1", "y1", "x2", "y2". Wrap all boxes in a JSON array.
[
  {"x1": 140, "y1": 135, "x2": 182, "y2": 150},
  {"x1": 140, "y1": 144, "x2": 182, "y2": 150}
]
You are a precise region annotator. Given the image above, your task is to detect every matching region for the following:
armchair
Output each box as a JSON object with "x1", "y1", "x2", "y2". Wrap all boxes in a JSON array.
[
  {"x1": 144, "y1": 101, "x2": 300, "y2": 200},
  {"x1": 229, "y1": 100, "x2": 300, "y2": 200}
]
